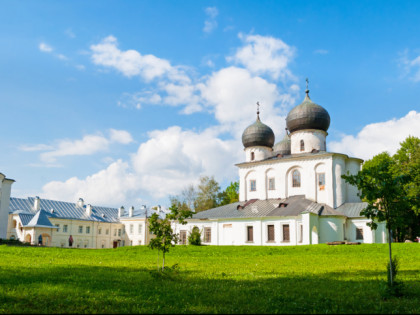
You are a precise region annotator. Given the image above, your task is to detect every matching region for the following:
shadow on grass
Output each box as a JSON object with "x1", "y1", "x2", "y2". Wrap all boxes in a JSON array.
[{"x1": 0, "y1": 265, "x2": 419, "y2": 314}]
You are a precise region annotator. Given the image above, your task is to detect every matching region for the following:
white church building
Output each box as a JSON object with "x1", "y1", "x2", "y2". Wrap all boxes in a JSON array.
[{"x1": 175, "y1": 87, "x2": 387, "y2": 246}]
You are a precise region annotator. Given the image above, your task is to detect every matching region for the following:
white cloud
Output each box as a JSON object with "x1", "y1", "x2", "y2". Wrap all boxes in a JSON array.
[
  {"x1": 227, "y1": 33, "x2": 295, "y2": 80},
  {"x1": 19, "y1": 144, "x2": 54, "y2": 152},
  {"x1": 75, "y1": 64, "x2": 86, "y2": 70},
  {"x1": 314, "y1": 49, "x2": 329, "y2": 55},
  {"x1": 203, "y1": 7, "x2": 219, "y2": 33},
  {"x1": 109, "y1": 129, "x2": 134, "y2": 144},
  {"x1": 90, "y1": 36, "x2": 189, "y2": 82},
  {"x1": 399, "y1": 50, "x2": 420, "y2": 82},
  {"x1": 39, "y1": 42, "x2": 53, "y2": 53},
  {"x1": 329, "y1": 110, "x2": 420, "y2": 161}
]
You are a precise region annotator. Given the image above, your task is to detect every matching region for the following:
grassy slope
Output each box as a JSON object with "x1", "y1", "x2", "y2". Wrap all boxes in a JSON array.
[{"x1": 0, "y1": 244, "x2": 419, "y2": 314}]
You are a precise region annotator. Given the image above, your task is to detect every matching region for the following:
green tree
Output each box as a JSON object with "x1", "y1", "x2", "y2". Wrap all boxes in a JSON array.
[
  {"x1": 148, "y1": 205, "x2": 192, "y2": 271},
  {"x1": 342, "y1": 152, "x2": 409, "y2": 287},
  {"x1": 194, "y1": 175, "x2": 220, "y2": 212},
  {"x1": 188, "y1": 226, "x2": 201, "y2": 245},
  {"x1": 218, "y1": 181, "x2": 239, "y2": 206}
]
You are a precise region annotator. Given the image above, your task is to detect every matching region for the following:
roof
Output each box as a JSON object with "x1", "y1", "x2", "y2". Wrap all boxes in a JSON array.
[
  {"x1": 242, "y1": 116, "x2": 275, "y2": 148},
  {"x1": 119, "y1": 208, "x2": 167, "y2": 220},
  {"x1": 26, "y1": 210, "x2": 57, "y2": 228},
  {"x1": 10, "y1": 197, "x2": 120, "y2": 223},
  {"x1": 192, "y1": 195, "x2": 367, "y2": 220}
]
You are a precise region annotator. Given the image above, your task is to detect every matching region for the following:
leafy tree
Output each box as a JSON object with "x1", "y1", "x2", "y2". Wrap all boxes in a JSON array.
[
  {"x1": 148, "y1": 205, "x2": 192, "y2": 271},
  {"x1": 188, "y1": 226, "x2": 201, "y2": 245},
  {"x1": 218, "y1": 181, "x2": 239, "y2": 206},
  {"x1": 342, "y1": 152, "x2": 409, "y2": 287},
  {"x1": 194, "y1": 175, "x2": 220, "y2": 212}
]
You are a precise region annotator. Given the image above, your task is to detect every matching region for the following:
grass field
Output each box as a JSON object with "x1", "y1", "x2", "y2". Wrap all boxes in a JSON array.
[{"x1": 0, "y1": 244, "x2": 419, "y2": 314}]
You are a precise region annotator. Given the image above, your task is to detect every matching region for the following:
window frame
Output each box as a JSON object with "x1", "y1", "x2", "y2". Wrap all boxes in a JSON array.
[
  {"x1": 246, "y1": 226, "x2": 254, "y2": 243},
  {"x1": 356, "y1": 227, "x2": 364, "y2": 240},
  {"x1": 317, "y1": 173, "x2": 326, "y2": 191},
  {"x1": 86, "y1": 226, "x2": 90, "y2": 234},
  {"x1": 63, "y1": 225, "x2": 68, "y2": 233},
  {"x1": 268, "y1": 177, "x2": 275, "y2": 190},
  {"x1": 282, "y1": 224, "x2": 290, "y2": 243},
  {"x1": 292, "y1": 170, "x2": 301, "y2": 188},
  {"x1": 250, "y1": 179, "x2": 257, "y2": 192},
  {"x1": 204, "y1": 227, "x2": 212, "y2": 243},
  {"x1": 78, "y1": 226, "x2": 83, "y2": 234},
  {"x1": 300, "y1": 139, "x2": 305, "y2": 152},
  {"x1": 267, "y1": 224, "x2": 275, "y2": 242}
]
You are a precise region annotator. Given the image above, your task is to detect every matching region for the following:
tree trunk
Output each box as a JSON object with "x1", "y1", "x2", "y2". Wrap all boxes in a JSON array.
[
  {"x1": 157, "y1": 250, "x2": 160, "y2": 271},
  {"x1": 388, "y1": 227, "x2": 393, "y2": 286},
  {"x1": 162, "y1": 251, "x2": 165, "y2": 271}
]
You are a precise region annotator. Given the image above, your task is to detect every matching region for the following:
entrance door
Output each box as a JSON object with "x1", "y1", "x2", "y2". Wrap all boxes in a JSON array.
[
  {"x1": 179, "y1": 230, "x2": 187, "y2": 245},
  {"x1": 113, "y1": 241, "x2": 118, "y2": 248}
]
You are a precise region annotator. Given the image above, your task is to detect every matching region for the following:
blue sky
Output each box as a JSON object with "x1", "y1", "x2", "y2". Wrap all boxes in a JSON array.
[{"x1": 1, "y1": 1, "x2": 419, "y2": 208}]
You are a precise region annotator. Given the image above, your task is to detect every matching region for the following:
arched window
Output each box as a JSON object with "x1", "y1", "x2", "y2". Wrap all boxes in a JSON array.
[
  {"x1": 292, "y1": 170, "x2": 301, "y2": 187},
  {"x1": 12, "y1": 220, "x2": 17, "y2": 228},
  {"x1": 251, "y1": 152, "x2": 255, "y2": 161},
  {"x1": 300, "y1": 140, "x2": 305, "y2": 152}
]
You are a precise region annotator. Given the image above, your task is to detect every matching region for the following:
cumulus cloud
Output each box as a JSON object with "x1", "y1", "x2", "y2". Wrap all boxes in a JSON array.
[
  {"x1": 203, "y1": 7, "x2": 219, "y2": 33},
  {"x1": 23, "y1": 129, "x2": 133, "y2": 164},
  {"x1": 329, "y1": 110, "x2": 420, "y2": 160},
  {"x1": 227, "y1": 33, "x2": 295, "y2": 80},
  {"x1": 39, "y1": 42, "x2": 53, "y2": 53}
]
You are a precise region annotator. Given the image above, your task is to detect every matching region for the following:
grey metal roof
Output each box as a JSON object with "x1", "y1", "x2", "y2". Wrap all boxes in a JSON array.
[
  {"x1": 10, "y1": 197, "x2": 120, "y2": 223},
  {"x1": 242, "y1": 116, "x2": 275, "y2": 148},
  {"x1": 192, "y1": 195, "x2": 357, "y2": 220},
  {"x1": 18, "y1": 213, "x2": 35, "y2": 226},
  {"x1": 335, "y1": 202, "x2": 368, "y2": 218},
  {"x1": 26, "y1": 210, "x2": 57, "y2": 228},
  {"x1": 273, "y1": 132, "x2": 291, "y2": 155},
  {"x1": 119, "y1": 208, "x2": 167, "y2": 220},
  {"x1": 286, "y1": 91, "x2": 330, "y2": 133}
]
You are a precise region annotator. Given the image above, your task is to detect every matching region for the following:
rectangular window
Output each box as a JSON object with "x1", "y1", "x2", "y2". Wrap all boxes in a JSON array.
[
  {"x1": 55, "y1": 224, "x2": 60, "y2": 232},
  {"x1": 106, "y1": 229, "x2": 109, "y2": 235},
  {"x1": 318, "y1": 173, "x2": 325, "y2": 191},
  {"x1": 268, "y1": 178, "x2": 275, "y2": 190},
  {"x1": 130, "y1": 224, "x2": 134, "y2": 234},
  {"x1": 113, "y1": 230, "x2": 117, "y2": 236},
  {"x1": 204, "y1": 227, "x2": 212, "y2": 243},
  {"x1": 86, "y1": 226, "x2": 90, "y2": 234},
  {"x1": 138, "y1": 224, "x2": 142, "y2": 234},
  {"x1": 282, "y1": 224, "x2": 290, "y2": 242},
  {"x1": 78, "y1": 226, "x2": 83, "y2": 233},
  {"x1": 356, "y1": 227, "x2": 364, "y2": 240},
  {"x1": 179, "y1": 230, "x2": 187, "y2": 245},
  {"x1": 250, "y1": 180, "x2": 256, "y2": 191},
  {"x1": 118, "y1": 229, "x2": 122, "y2": 237},
  {"x1": 63, "y1": 225, "x2": 68, "y2": 233},
  {"x1": 98, "y1": 228, "x2": 102, "y2": 235},
  {"x1": 299, "y1": 224, "x2": 303, "y2": 243},
  {"x1": 247, "y1": 226, "x2": 254, "y2": 242},
  {"x1": 267, "y1": 225, "x2": 275, "y2": 242},
  {"x1": 343, "y1": 224, "x2": 346, "y2": 240}
]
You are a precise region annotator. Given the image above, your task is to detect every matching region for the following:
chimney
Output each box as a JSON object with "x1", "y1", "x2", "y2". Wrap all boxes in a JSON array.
[
  {"x1": 118, "y1": 206, "x2": 125, "y2": 217},
  {"x1": 33, "y1": 196, "x2": 41, "y2": 211},
  {"x1": 86, "y1": 204, "x2": 92, "y2": 216},
  {"x1": 77, "y1": 198, "x2": 84, "y2": 207},
  {"x1": 129, "y1": 206, "x2": 134, "y2": 217}
]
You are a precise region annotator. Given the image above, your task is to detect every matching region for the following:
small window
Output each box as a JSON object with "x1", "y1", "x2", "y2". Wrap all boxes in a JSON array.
[
  {"x1": 299, "y1": 224, "x2": 303, "y2": 243},
  {"x1": 78, "y1": 226, "x2": 83, "y2": 234},
  {"x1": 106, "y1": 229, "x2": 109, "y2": 235},
  {"x1": 63, "y1": 225, "x2": 68, "y2": 233},
  {"x1": 86, "y1": 226, "x2": 90, "y2": 234},
  {"x1": 113, "y1": 230, "x2": 117, "y2": 236},
  {"x1": 122, "y1": 240, "x2": 125, "y2": 246},
  {"x1": 138, "y1": 224, "x2": 142, "y2": 234},
  {"x1": 292, "y1": 170, "x2": 301, "y2": 187},
  {"x1": 118, "y1": 229, "x2": 122, "y2": 237},
  {"x1": 343, "y1": 224, "x2": 346, "y2": 240},
  {"x1": 204, "y1": 227, "x2": 212, "y2": 243},
  {"x1": 267, "y1": 225, "x2": 275, "y2": 242},
  {"x1": 251, "y1": 152, "x2": 255, "y2": 161},
  {"x1": 250, "y1": 180, "x2": 256, "y2": 191},
  {"x1": 247, "y1": 226, "x2": 254, "y2": 242},
  {"x1": 122, "y1": 226, "x2": 125, "y2": 235},
  {"x1": 55, "y1": 224, "x2": 60, "y2": 232},
  {"x1": 318, "y1": 173, "x2": 325, "y2": 191},
  {"x1": 98, "y1": 228, "x2": 102, "y2": 235},
  {"x1": 356, "y1": 228, "x2": 364, "y2": 240},
  {"x1": 300, "y1": 140, "x2": 305, "y2": 152},
  {"x1": 282, "y1": 224, "x2": 290, "y2": 242},
  {"x1": 130, "y1": 224, "x2": 134, "y2": 234},
  {"x1": 268, "y1": 178, "x2": 275, "y2": 190},
  {"x1": 179, "y1": 230, "x2": 187, "y2": 245}
]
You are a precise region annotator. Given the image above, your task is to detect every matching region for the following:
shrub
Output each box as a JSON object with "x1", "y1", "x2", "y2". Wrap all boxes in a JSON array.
[{"x1": 188, "y1": 226, "x2": 201, "y2": 245}]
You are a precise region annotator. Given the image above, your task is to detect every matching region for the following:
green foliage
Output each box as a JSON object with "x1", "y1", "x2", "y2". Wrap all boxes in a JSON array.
[
  {"x1": 387, "y1": 256, "x2": 399, "y2": 286},
  {"x1": 188, "y1": 226, "x2": 202, "y2": 246},
  {"x1": 148, "y1": 204, "x2": 192, "y2": 271},
  {"x1": 218, "y1": 181, "x2": 239, "y2": 206},
  {"x1": 0, "y1": 244, "x2": 419, "y2": 313},
  {"x1": 194, "y1": 175, "x2": 221, "y2": 212}
]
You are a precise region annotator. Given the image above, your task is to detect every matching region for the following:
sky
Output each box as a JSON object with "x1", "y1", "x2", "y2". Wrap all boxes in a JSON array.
[{"x1": 1, "y1": 0, "x2": 419, "y2": 208}]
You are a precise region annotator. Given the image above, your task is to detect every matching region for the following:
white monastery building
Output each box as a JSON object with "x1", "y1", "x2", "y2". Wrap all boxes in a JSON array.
[
  {"x1": 175, "y1": 86, "x2": 387, "y2": 246},
  {"x1": 0, "y1": 84, "x2": 387, "y2": 248}
]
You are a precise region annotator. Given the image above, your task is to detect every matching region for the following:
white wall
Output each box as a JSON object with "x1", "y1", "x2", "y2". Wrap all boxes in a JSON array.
[
  {"x1": 245, "y1": 146, "x2": 273, "y2": 162},
  {"x1": 290, "y1": 130, "x2": 327, "y2": 154},
  {"x1": 0, "y1": 176, "x2": 14, "y2": 239}
]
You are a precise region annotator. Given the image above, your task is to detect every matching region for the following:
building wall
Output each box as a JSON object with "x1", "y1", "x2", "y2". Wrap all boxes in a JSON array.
[
  {"x1": 0, "y1": 176, "x2": 14, "y2": 239},
  {"x1": 290, "y1": 130, "x2": 327, "y2": 154}
]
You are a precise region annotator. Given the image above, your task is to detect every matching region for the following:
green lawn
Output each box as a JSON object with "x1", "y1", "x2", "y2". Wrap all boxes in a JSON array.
[{"x1": 0, "y1": 244, "x2": 419, "y2": 314}]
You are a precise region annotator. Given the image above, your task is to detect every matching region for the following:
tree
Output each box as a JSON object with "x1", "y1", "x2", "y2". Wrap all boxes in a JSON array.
[
  {"x1": 194, "y1": 176, "x2": 220, "y2": 212},
  {"x1": 218, "y1": 181, "x2": 239, "y2": 206},
  {"x1": 188, "y1": 226, "x2": 201, "y2": 245},
  {"x1": 342, "y1": 152, "x2": 409, "y2": 287},
  {"x1": 148, "y1": 205, "x2": 192, "y2": 271}
]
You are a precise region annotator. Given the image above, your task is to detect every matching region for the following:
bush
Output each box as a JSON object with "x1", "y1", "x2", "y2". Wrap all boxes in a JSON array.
[
  {"x1": 188, "y1": 227, "x2": 201, "y2": 245},
  {"x1": 381, "y1": 256, "x2": 405, "y2": 298}
]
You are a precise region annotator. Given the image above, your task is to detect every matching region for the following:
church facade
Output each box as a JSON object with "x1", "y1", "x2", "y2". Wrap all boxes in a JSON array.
[{"x1": 173, "y1": 87, "x2": 387, "y2": 246}]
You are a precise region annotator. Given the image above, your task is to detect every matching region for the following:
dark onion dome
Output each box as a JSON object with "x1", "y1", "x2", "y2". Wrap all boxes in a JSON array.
[
  {"x1": 286, "y1": 90, "x2": 330, "y2": 133},
  {"x1": 273, "y1": 131, "x2": 291, "y2": 155},
  {"x1": 242, "y1": 115, "x2": 275, "y2": 148}
]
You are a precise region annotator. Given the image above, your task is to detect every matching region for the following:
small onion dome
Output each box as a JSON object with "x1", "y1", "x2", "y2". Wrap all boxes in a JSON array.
[
  {"x1": 273, "y1": 132, "x2": 291, "y2": 155},
  {"x1": 286, "y1": 90, "x2": 330, "y2": 133},
  {"x1": 242, "y1": 116, "x2": 275, "y2": 148}
]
